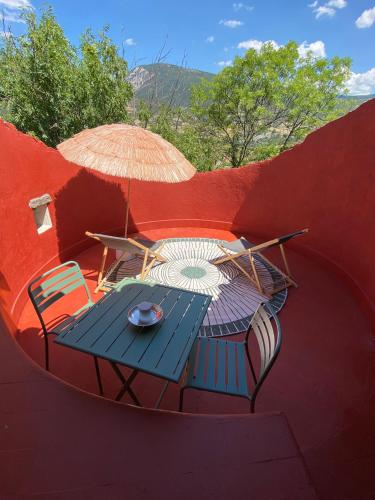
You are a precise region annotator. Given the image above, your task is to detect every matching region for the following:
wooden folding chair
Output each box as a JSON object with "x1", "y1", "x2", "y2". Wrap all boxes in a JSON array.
[
  {"x1": 86, "y1": 232, "x2": 167, "y2": 293},
  {"x1": 213, "y1": 229, "x2": 308, "y2": 296}
]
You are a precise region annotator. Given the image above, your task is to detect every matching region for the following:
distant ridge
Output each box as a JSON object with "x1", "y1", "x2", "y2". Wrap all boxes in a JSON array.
[
  {"x1": 340, "y1": 94, "x2": 375, "y2": 99},
  {"x1": 126, "y1": 63, "x2": 374, "y2": 109},
  {"x1": 127, "y1": 63, "x2": 214, "y2": 107}
]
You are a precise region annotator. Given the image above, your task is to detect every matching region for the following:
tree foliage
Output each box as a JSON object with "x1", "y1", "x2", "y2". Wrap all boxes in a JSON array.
[
  {"x1": 146, "y1": 105, "x2": 224, "y2": 171},
  {"x1": 191, "y1": 42, "x2": 351, "y2": 166},
  {"x1": 77, "y1": 28, "x2": 132, "y2": 129},
  {"x1": 0, "y1": 11, "x2": 353, "y2": 170},
  {"x1": 0, "y1": 8, "x2": 132, "y2": 146}
]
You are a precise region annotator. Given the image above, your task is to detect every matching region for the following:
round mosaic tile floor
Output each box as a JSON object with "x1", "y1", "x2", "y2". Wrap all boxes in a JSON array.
[{"x1": 108, "y1": 237, "x2": 287, "y2": 337}]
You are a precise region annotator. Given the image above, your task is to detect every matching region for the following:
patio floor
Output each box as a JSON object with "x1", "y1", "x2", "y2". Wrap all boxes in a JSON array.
[{"x1": 16, "y1": 227, "x2": 375, "y2": 500}]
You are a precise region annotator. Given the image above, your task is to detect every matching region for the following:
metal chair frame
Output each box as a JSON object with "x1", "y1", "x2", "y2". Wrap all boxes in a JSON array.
[
  {"x1": 27, "y1": 261, "x2": 103, "y2": 394},
  {"x1": 179, "y1": 303, "x2": 282, "y2": 413}
]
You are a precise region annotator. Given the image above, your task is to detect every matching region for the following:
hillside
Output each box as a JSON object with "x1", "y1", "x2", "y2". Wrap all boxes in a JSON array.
[
  {"x1": 339, "y1": 94, "x2": 375, "y2": 103},
  {"x1": 338, "y1": 94, "x2": 375, "y2": 109},
  {"x1": 127, "y1": 63, "x2": 214, "y2": 107},
  {"x1": 127, "y1": 63, "x2": 375, "y2": 111}
]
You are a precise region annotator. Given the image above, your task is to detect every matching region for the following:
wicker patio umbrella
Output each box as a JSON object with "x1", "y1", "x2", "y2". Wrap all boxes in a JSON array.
[{"x1": 57, "y1": 124, "x2": 196, "y2": 236}]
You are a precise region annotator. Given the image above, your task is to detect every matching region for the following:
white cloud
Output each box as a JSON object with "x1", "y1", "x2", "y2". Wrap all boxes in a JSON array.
[
  {"x1": 206, "y1": 35, "x2": 214, "y2": 43},
  {"x1": 124, "y1": 38, "x2": 136, "y2": 46},
  {"x1": 219, "y1": 19, "x2": 244, "y2": 28},
  {"x1": 0, "y1": 0, "x2": 33, "y2": 24},
  {"x1": 237, "y1": 39, "x2": 279, "y2": 51},
  {"x1": 217, "y1": 60, "x2": 232, "y2": 67},
  {"x1": 355, "y1": 7, "x2": 375, "y2": 29},
  {"x1": 326, "y1": 0, "x2": 347, "y2": 8},
  {"x1": 298, "y1": 40, "x2": 326, "y2": 58},
  {"x1": 237, "y1": 38, "x2": 326, "y2": 59},
  {"x1": 1, "y1": 7, "x2": 25, "y2": 22},
  {"x1": 0, "y1": 0, "x2": 32, "y2": 8},
  {"x1": 314, "y1": 6, "x2": 335, "y2": 18},
  {"x1": 0, "y1": 29, "x2": 11, "y2": 37},
  {"x1": 346, "y1": 68, "x2": 375, "y2": 95},
  {"x1": 308, "y1": 0, "x2": 347, "y2": 19},
  {"x1": 233, "y1": 2, "x2": 253, "y2": 11}
]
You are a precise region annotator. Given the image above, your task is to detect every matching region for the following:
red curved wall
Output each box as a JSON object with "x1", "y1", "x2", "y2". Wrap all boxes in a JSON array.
[{"x1": 1, "y1": 99, "x2": 375, "y2": 327}]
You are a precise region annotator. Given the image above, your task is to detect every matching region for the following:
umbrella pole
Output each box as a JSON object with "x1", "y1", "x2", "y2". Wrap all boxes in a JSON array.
[{"x1": 125, "y1": 178, "x2": 131, "y2": 238}]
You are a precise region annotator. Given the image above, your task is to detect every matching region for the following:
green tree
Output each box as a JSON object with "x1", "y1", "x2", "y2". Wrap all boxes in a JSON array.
[
  {"x1": 0, "y1": 7, "x2": 132, "y2": 147},
  {"x1": 150, "y1": 104, "x2": 177, "y2": 143},
  {"x1": 148, "y1": 105, "x2": 224, "y2": 171},
  {"x1": 191, "y1": 42, "x2": 351, "y2": 167},
  {"x1": 0, "y1": 8, "x2": 78, "y2": 146},
  {"x1": 76, "y1": 27, "x2": 132, "y2": 130},
  {"x1": 137, "y1": 99, "x2": 152, "y2": 129},
  {"x1": 173, "y1": 117, "x2": 225, "y2": 172}
]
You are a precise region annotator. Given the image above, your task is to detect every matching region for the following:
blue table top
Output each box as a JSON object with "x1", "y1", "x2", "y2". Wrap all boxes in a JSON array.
[{"x1": 54, "y1": 280, "x2": 211, "y2": 383}]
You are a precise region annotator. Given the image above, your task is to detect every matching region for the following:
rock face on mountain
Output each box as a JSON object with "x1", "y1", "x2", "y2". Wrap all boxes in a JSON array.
[
  {"x1": 127, "y1": 63, "x2": 214, "y2": 107},
  {"x1": 127, "y1": 66, "x2": 154, "y2": 91}
]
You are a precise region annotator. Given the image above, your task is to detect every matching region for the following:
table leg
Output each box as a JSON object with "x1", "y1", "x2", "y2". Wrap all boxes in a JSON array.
[
  {"x1": 155, "y1": 381, "x2": 169, "y2": 409},
  {"x1": 93, "y1": 356, "x2": 103, "y2": 395},
  {"x1": 110, "y1": 362, "x2": 141, "y2": 406}
]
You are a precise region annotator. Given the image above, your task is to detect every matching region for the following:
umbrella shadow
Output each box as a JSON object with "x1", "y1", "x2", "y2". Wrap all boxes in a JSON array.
[
  {"x1": 0, "y1": 270, "x2": 11, "y2": 307},
  {"x1": 54, "y1": 169, "x2": 135, "y2": 258},
  {"x1": 0, "y1": 271, "x2": 18, "y2": 334}
]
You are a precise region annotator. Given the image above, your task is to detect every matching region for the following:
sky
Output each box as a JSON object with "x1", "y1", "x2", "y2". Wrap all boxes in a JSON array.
[{"x1": 1, "y1": 0, "x2": 375, "y2": 95}]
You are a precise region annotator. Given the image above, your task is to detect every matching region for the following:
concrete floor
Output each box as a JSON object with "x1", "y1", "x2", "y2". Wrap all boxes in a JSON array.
[{"x1": 16, "y1": 228, "x2": 375, "y2": 500}]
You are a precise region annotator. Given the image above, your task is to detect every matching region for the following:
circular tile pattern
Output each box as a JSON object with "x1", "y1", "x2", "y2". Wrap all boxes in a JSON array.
[
  {"x1": 150, "y1": 257, "x2": 239, "y2": 291},
  {"x1": 145, "y1": 238, "x2": 287, "y2": 338}
]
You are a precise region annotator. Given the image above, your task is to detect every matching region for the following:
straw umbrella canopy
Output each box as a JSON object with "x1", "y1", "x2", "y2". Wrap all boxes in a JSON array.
[{"x1": 57, "y1": 123, "x2": 196, "y2": 236}]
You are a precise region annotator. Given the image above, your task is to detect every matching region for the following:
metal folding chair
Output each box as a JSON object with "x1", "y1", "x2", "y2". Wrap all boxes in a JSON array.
[
  {"x1": 179, "y1": 304, "x2": 282, "y2": 413},
  {"x1": 27, "y1": 261, "x2": 103, "y2": 394}
]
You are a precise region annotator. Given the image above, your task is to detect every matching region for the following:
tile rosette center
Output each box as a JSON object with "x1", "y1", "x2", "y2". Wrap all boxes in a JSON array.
[
  {"x1": 152, "y1": 257, "x2": 237, "y2": 291},
  {"x1": 180, "y1": 265, "x2": 207, "y2": 280}
]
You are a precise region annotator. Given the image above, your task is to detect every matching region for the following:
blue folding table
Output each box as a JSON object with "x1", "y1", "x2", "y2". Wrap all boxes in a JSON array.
[{"x1": 54, "y1": 280, "x2": 211, "y2": 407}]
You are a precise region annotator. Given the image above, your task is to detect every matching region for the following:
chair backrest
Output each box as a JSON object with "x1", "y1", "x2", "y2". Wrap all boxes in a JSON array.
[
  {"x1": 86, "y1": 231, "x2": 138, "y2": 253},
  {"x1": 246, "y1": 304, "x2": 282, "y2": 400},
  {"x1": 27, "y1": 261, "x2": 91, "y2": 335},
  {"x1": 278, "y1": 228, "x2": 308, "y2": 245},
  {"x1": 250, "y1": 228, "x2": 308, "y2": 253}
]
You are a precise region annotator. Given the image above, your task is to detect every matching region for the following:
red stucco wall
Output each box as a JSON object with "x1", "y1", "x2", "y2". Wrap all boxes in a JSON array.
[{"x1": 1, "y1": 99, "x2": 375, "y2": 326}]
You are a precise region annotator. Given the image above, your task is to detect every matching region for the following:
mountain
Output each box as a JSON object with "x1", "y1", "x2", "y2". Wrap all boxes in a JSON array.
[
  {"x1": 340, "y1": 94, "x2": 375, "y2": 101},
  {"x1": 339, "y1": 94, "x2": 375, "y2": 108},
  {"x1": 127, "y1": 64, "x2": 375, "y2": 110},
  {"x1": 336, "y1": 94, "x2": 375, "y2": 114},
  {"x1": 127, "y1": 63, "x2": 215, "y2": 107}
]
